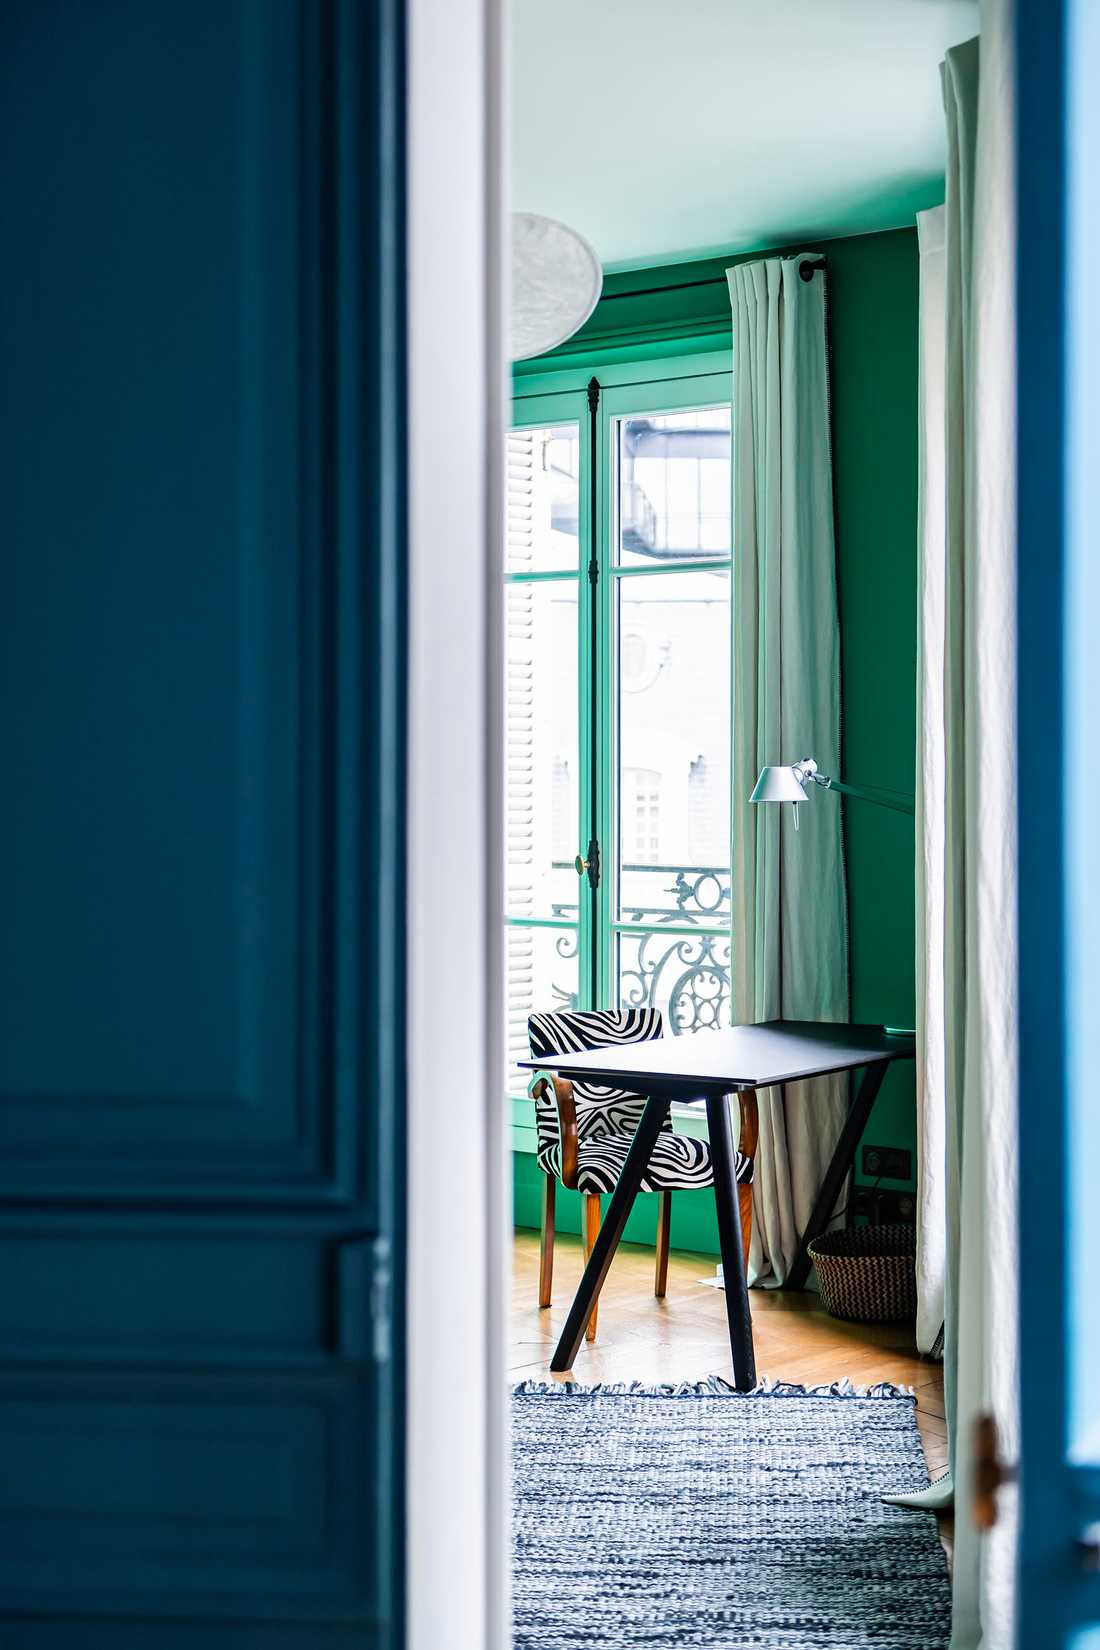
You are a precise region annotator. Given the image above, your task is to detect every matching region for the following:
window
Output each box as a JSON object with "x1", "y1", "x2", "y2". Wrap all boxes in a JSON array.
[{"x1": 506, "y1": 359, "x2": 732, "y2": 1087}]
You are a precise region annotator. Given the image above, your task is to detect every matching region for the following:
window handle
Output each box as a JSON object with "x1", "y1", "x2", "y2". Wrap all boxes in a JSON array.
[{"x1": 574, "y1": 840, "x2": 600, "y2": 891}]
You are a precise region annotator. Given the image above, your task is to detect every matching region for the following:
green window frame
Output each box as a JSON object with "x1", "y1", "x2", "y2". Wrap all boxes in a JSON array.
[{"x1": 507, "y1": 348, "x2": 733, "y2": 1109}]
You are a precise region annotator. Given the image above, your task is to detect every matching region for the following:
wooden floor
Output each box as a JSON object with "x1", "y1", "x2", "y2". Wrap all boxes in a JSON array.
[{"x1": 510, "y1": 1228, "x2": 952, "y2": 1558}]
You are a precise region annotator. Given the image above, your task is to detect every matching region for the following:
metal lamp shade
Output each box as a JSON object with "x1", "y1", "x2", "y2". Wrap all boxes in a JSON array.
[
  {"x1": 510, "y1": 213, "x2": 602, "y2": 361},
  {"x1": 750, "y1": 764, "x2": 809, "y2": 805}
]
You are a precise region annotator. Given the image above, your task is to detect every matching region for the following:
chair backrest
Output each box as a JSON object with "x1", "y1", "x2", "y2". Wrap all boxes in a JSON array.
[{"x1": 527, "y1": 1008, "x2": 665, "y2": 1145}]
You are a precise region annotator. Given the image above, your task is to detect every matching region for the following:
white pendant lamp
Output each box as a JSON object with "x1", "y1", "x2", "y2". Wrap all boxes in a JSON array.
[{"x1": 511, "y1": 212, "x2": 602, "y2": 361}]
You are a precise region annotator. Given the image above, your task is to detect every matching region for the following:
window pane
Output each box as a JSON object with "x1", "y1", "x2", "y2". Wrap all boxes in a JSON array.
[
  {"x1": 617, "y1": 930, "x2": 730, "y2": 1037},
  {"x1": 505, "y1": 579, "x2": 579, "y2": 921},
  {"x1": 507, "y1": 423, "x2": 580, "y2": 574},
  {"x1": 506, "y1": 923, "x2": 579, "y2": 1094},
  {"x1": 616, "y1": 570, "x2": 731, "y2": 922},
  {"x1": 616, "y1": 406, "x2": 730, "y2": 566}
]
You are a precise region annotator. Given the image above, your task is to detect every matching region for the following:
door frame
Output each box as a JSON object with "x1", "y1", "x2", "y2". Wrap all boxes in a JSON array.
[
  {"x1": 405, "y1": 1, "x2": 508, "y2": 1648},
  {"x1": 410, "y1": 0, "x2": 1100, "y2": 1640}
]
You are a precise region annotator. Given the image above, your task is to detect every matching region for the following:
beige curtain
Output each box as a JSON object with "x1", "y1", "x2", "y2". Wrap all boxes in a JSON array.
[
  {"x1": 727, "y1": 255, "x2": 850, "y2": 1287},
  {"x1": 937, "y1": 10, "x2": 1019, "y2": 1647}
]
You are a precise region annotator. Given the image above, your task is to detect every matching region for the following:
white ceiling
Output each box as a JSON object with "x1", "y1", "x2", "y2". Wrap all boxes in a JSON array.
[{"x1": 510, "y1": 0, "x2": 979, "y2": 272}]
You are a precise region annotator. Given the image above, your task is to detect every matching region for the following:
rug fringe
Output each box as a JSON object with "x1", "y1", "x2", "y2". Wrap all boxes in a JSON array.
[{"x1": 513, "y1": 1374, "x2": 915, "y2": 1400}]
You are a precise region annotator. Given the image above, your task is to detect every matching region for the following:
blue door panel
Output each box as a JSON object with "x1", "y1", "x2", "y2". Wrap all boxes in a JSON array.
[
  {"x1": 3, "y1": 1626, "x2": 383, "y2": 1650},
  {"x1": 0, "y1": 0, "x2": 405, "y2": 1642},
  {"x1": 0, "y1": 0, "x2": 369, "y2": 1213},
  {"x1": 0, "y1": 1221, "x2": 375, "y2": 1367},
  {"x1": 0, "y1": 1373, "x2": 378, "y2": 1619}
]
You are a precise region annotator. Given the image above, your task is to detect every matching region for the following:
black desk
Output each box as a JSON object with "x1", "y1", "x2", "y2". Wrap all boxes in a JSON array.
[{"x1": 518, "y1": 1019, "x2": 915, "y2": 1388}]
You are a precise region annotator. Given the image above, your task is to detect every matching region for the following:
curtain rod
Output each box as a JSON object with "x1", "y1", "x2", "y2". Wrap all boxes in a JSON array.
[{"x1": 602, "y1": 255, "x2": 826, "y2": 303}]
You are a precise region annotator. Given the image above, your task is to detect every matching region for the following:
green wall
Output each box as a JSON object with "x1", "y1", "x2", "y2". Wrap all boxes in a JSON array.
[
  {"x1": 512, "y1": 227, "x2": 921, "y2": 1250},
  {"x1": 827, "y1": 230, "x2": 920, "y2": 1193},
  {"x1": 514, "y1": 1150, "x2": 725, "y2": 1256}
]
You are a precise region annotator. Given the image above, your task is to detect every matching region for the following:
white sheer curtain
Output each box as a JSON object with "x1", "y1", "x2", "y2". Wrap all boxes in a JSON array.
[
  {"x1": 727, "y1": 255, "x2": 850, "y2": 1287},
  {"x1": 915, "y1": 202, "x2": 948, "y2": 1358},
  {"x1": 917, "y1": 8, "x2": 1018, "y2": 1645}
]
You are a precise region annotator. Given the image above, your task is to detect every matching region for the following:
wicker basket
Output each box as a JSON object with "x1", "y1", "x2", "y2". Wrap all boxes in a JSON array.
[{"x1": 807, "y1": 1222, "x2": 917, "y2": 1324}]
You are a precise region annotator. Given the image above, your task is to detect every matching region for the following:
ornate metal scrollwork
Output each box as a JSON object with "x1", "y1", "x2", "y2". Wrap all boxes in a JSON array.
[
  {"x1": 619, "y1": 931, "x2": 731, "y2": 1035},
  {"x1": 670, "y1": 867, "x2": 730, "y2": 921},
  {"x1": 547, "y1": 861, "x2": 731, "y2": 1027},
  {"x1": 552, "y1": 928, "x2": 579, "y2": 1009}
]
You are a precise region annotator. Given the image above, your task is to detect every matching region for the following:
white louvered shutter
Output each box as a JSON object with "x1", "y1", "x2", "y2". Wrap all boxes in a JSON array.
[{"x1": 504, "y1": 431, "x2": 553, "y2": 1088}]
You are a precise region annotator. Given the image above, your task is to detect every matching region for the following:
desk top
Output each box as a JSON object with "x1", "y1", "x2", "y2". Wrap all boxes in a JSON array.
[{"x1": 517, "y1": 1019, "x2": 915, "y2": 1095}]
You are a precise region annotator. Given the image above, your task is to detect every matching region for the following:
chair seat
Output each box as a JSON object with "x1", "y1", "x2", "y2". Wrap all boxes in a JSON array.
[{"x1": 537, "y1": 1128, "x2": 752, "y2": 1197}]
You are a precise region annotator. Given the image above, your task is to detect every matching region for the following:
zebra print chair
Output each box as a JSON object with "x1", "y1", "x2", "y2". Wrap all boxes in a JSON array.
[{"x1": 527, "y1": 1007, "x2": 757, "y2": 1343}]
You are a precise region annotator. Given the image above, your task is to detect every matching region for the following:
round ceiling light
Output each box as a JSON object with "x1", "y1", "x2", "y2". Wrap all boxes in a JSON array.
[{"x1": 511, "y1": 212, "x2": 603, "y2": 361}]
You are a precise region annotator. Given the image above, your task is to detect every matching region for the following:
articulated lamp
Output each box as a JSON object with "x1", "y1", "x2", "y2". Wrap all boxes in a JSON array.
[{"x1": 750, "y1": 757, "x2": 914, "y2": 829}]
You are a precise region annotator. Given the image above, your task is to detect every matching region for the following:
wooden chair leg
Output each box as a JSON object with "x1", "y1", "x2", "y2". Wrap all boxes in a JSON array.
[
  {"x1": 739, "y1": 1181, "x2": 754, "y2": 1272},
  {"x1": 539, "y1": 1174, "x2": 555, "y2": 1308},
  {"x1": 654, "y1": 1189, "x2": 672, "y2": 1298},
  {"x1": 736, "y1": 1089, "x2": 758, "y2": 1278},
  {"x1": 583, "y1": 1192, "x2": 601, "y2": 1342}
]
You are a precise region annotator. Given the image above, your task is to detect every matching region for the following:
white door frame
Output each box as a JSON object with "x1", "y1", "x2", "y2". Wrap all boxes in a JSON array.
[{"x1": 406, "y1": 1, "x2": 509, "y2": 1647}]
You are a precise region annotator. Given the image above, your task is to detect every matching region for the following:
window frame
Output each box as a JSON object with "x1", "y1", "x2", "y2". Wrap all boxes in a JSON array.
[{"x1": 508, "y1": 349, "x2": 733, "y2": 1068}]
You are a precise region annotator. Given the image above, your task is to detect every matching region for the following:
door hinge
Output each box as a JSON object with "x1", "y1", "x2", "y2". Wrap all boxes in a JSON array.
[
  {"x1": 972, "y1": 1413, "x2": 1018, "y2": 1530},
  {"x1": 336, "y1": 1233, "x2": 392, "y2": 1364},
  {"x1": 370, "y1": 1235, "x2": 392, "y2": 1365}
]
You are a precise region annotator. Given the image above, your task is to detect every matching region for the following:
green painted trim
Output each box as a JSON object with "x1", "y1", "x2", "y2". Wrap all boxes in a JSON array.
[
  {"x1": 512, "y1": 235, "x2": 858, "y2": 389},
  {"x1": 511, "y1": 390, "x2": 593, "y2": 423},
  {"x1": 611, "y1": 923, "x2": 728, "y2": 940},
  {"x1": 504, "y1": 568, "x2": 582, "y2": 585},
  {"x1": 505, "y1": 916, "x2": 578, "y2": 931},
  {"x1": 594, "y1": 378, "x2": 614, "y2": 1008},
  {"x1": 612, "y1": 557, "x2": 731, "y2": 580},
  {"x1": 512, "y1": 1151, "x2": 723, "y2": 1255},
  {"x1": 513, "y1": 348, "x2": 732, "y2": 403},
  {"x1": 515, "y1": 329, "x2": 734, "y2": 379},
  {"x1": 578, "y1": 383, "x2": 597, "y2": 1006}
]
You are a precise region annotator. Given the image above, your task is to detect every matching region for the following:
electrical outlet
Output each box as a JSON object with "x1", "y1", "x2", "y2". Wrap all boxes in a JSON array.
[
  {"x1": 861, "y1": 1143, "x2": 912, "y2": 1181},
  {"x1": 851, "y1": 1185, "x2": 917, "y2": 1225}
]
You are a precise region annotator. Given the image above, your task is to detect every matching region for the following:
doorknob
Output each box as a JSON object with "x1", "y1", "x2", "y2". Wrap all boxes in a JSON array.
[
  {"x1": 574, "y1": 854, "x2": 589, "y2": 874},
  {"x1": 972, "y1": 1413, "x2": 1017, "y2": 1529}
]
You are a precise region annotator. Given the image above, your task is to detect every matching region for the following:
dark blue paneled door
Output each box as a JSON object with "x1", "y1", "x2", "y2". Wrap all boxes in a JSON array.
[{"x1": 0, "y1": 2, "x2": 405, "y2": 1645}]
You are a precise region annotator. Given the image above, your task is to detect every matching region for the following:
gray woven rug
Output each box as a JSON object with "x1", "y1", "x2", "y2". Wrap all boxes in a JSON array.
[{"x1": 512, "y1": 1378, "x2": 951, "y2": 1650}]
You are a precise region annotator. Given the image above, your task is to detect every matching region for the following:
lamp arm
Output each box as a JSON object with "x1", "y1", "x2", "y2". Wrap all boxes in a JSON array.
[{"x1": 810, "y1": 771, "x2": 915, "y2": 816}]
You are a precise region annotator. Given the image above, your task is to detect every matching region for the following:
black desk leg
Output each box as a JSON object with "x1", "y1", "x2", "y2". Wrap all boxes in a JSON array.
[
  {"x1": 706, "y1": 1093, "x2": 756, "y2": 1392},
  {"x1": 550, "y1": 1094, "x2": 670, "y2": 1373},
  {"x1": 784, "y1": 1059, "x2": 889, "y2": 1291}
]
